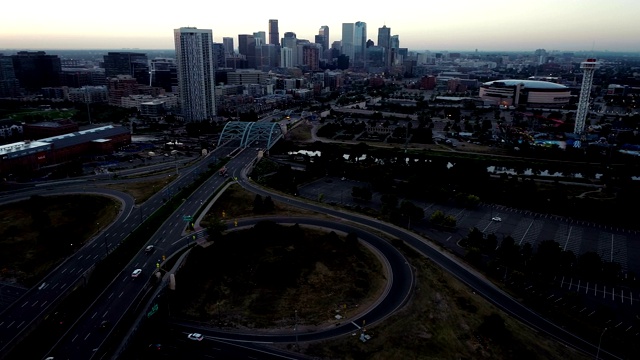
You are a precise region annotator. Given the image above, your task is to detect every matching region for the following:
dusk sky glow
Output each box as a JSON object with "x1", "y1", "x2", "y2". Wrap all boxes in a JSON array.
[{"x1": 1, "y1": 0, "x2": 639, "y2": 52}]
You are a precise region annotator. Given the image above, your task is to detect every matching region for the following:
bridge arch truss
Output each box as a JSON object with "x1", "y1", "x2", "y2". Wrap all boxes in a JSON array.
[{"x1": 217, "y1": 121, "x2": 283, "y2": 149}]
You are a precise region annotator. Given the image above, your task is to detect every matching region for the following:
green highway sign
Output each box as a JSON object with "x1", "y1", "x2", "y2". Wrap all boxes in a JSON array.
[{"x1": 147, "y1": 303, "x2": 159, "y2": 318}]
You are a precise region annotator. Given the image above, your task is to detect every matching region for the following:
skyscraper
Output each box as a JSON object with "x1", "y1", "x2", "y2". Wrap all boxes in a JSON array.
[
  {"x1": 341, "y1": 23, "x2": 355, "y2": 66},
  {"x1": 354, "y1": 21, "x2": 367, "y2": 68},
  {"x1": 253, "y1": 31, "x2": 266, "y2": 46},
  {"x1": 238, "y1": 34, "x2": 257, "y2": 69},
  {"x1": 281, "y1": 32, "x2": 298, "y2": 67},
  {"x1": 377, "y1": 25, "x2": 391, "y2": 68},
  {"x1": 222, "y1": 37, "x2": 234, "y2": 55},
  {"x1": 318, "y1": 26, "x2": 330, "y2": 56},
  {"x1": 173, "y1": 27, "x2": 216, "y2": 122},
  {"x1": 390, "y1": 35, "x2": 400, "y2": 65},
  {"x1": 269, "y1": 19, "x2": 280, "y2": 46}
]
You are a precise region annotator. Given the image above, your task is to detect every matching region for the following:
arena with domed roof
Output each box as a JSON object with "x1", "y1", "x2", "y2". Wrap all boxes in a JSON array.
[{"x1": 479, "y1": 79, "x2": 572, "y2": 107}]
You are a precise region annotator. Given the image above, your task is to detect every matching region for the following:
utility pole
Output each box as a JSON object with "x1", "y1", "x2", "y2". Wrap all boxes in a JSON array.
[{"x1": 85, "y1": 87, "x2": 92, "y2": 125}]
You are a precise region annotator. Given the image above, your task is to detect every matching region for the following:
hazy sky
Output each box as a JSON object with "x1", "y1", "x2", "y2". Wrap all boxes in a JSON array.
[{"x1": 1, "y1": 0, "x2": 639, "y2": 52}]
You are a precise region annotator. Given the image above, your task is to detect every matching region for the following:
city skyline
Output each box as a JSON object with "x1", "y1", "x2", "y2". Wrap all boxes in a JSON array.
[{"x1": 1, "y1": 0, "x2": 639, "y2": 53}]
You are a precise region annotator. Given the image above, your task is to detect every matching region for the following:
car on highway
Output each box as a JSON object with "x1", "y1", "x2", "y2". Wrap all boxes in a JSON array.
[
  {"x1": 131, "y1": 269, "x2": 142, "y2": 278},
  {"x1": 145, "y1": 245, "x2": 154, "y2": 253},
  {"x1": 187, "y1": 333, "x2": 203, "y2": 341},
  {"x1": 491, "y1": 216, "x2": 502, "y2": 222},
  {"x1": 99, "y1": 320, "x2": 110, "y2": 330}
]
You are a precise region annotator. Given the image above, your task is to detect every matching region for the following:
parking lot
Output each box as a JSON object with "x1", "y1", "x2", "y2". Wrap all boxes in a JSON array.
[{"x1": 298, "y1": 176, "x2": 640, "y2": 275}]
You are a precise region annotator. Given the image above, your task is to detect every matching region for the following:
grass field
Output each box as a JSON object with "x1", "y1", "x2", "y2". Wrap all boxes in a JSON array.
[
  {"x1": 7, "y1": 109, "x2": 78, "y2": 123},
  {"x1": 0, "y1": 194, "x2": 120, "y2": 286}
]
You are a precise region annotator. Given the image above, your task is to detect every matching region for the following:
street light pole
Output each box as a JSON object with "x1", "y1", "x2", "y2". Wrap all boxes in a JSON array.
[
  {"x1": 596, "y1": 327, "x2": 607, "y2": 360},
  {"x1": 294, "y1": 309, "x2": 299, "y2": 350}
]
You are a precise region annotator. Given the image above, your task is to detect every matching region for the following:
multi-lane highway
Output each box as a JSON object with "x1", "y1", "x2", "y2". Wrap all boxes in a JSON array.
[
  {"x1": 0, "y1": 146, "x2": 235, "y2": 359},
  {"x1": 39, "y1": 148, "x2": 247, "y2": 360}
]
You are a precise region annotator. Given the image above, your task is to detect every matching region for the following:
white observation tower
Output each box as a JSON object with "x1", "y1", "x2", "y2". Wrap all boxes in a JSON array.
[{"x1": 573, "y1": 58, "x2": 600, "y2": 146}]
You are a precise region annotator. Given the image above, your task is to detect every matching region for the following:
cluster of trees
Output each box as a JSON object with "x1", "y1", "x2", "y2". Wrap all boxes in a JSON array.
[
  {"x1": 429, "y1": 210, "x2": 457, "y2": 228},
  {"x1": 267, "y1": 139, "x2": 640, "y2": 229},
  {"x1": 376, "y1": 193, "x2": 424, "y2": 226},
  {"x1": 462, "y1": 227, "x2": 624, "y2": 285},
  {"x1": 252, "y1": 194, "x2": 275, "y2": 213}
]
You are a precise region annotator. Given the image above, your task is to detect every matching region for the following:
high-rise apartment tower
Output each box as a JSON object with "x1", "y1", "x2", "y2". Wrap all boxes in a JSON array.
[{"x1": 173, "y1": 27, "x2": 216, "y2": 122}]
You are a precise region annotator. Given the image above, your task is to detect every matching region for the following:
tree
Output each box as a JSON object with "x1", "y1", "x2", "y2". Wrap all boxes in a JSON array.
[
  {"x1": 430, "y1": 210, "x2": 445, "y2": 225},
  {"x1": 399, "y1": 200, "x2": 424, "y2": 222},
  {"x1": 483, "y1": 233, "x2": 498, "y2": 254},
  {"x1": 443, "y1": 215, "x2": 457, "y2": 228},
  {"x1": 466, "y1": 227, "x2": 484, "y2": 248},
  {"x1": 263, "y1": 196, "x2": 275, "y2": 212},
  {"x1": 253, "y1": 194, "x2": 264, "y2": 213},
  {"x1": 532, "y1": 240, "x2": 562, "y2": 276},
  {"x1": 478, "y1": 313, "x2": 509, "y2": 343},
  {"x1": 577, "y1": 251, "x2": 602, "y2": 280},
  {"x1": 205, "y1": 216, "x2": 228, "y2": 238}
]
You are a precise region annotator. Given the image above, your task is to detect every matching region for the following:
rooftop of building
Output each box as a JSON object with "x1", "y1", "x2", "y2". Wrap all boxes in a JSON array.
[{"x1": 482, "y1": 79, "x2": 568, "y2": 89}]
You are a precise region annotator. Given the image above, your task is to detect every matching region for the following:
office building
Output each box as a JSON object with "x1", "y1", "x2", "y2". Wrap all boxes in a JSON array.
[
  {"x1": 319, "y1": 26, "x2": 330, "y2": 59},
  {"x1": 150, "y1": 58, "x2": 177, "y2": 92},
  {"x1": 222, "y1": 37, "x2": 234, "y2": 55},
  {"x1": 257, "y1": 44, "x2": 279, "y2": 69},
  {"x1": 253, "y1": 31, "x2": 266, "y2": 46},
  {"x1": 269, "y1": 19, "x2": 280, "y2": 46},
  {"x1": 213, "y1": 43, "x2": 226, "y2": 68},
  {"x1": 353, "y1": 21, "x2": 367, "y2": 68},
  {"x1": 377, "y1": 25, "x2": 391, "y2": 68},
  {"x1": 238, "y1": 34, "x2": 257, "y2": 69},
  {"x1": 174, "y1": 27, "x2": 217, "y2": 122},
  {"x1": 11, "y1": 51, "x2": 61, "y2": 91},
  {"x1": 390, "y1": 35, "x2": 400, "y2": 65},
  {"x1": 341, "y1": 23, "x2": 355, "y2": 65},
  {"x1": 103, "y1": 52, "x2": 149, "y2": 85},
  {"x1": 302, "y1": 45, "x2": 320, "y2": 71},
  {"x1": 318, "y1": 26, "x2": 330, "y2": 52},
  {"x1": 0, "y1": 54, "x2": 20, "y2": 97},
  {"x1": 280, "y1": 47, "x2": 293, "y2": 68}
]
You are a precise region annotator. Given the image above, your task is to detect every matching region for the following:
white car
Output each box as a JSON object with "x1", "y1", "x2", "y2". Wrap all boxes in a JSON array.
[
  {"x1": 131, "y1": 269, "x2": 142, "y2": 278},
  {"x1": 145, "y1": 245, "x2": 154, "y2": 253},
  {"x1": 491, "y1": 217, "x2": 502, "y2": 222},
  {"x1": 187, "y1": 333, "x2": 203, "y2": 341}
]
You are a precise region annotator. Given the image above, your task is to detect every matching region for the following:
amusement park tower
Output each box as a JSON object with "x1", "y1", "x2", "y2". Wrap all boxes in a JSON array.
[{"x1": 573, "y1": 58, "x2": 600, "y2": 145}]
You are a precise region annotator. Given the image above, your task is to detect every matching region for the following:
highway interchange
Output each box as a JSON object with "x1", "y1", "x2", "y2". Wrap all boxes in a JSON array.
[{"x1": 0, "y1": 138, "x2": 628, "y2": 360}]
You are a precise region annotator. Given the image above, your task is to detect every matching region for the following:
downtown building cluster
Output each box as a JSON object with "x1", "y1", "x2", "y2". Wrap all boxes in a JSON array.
[{"x1": 3, "y1": 19, "x2": 635, "y2": 126}]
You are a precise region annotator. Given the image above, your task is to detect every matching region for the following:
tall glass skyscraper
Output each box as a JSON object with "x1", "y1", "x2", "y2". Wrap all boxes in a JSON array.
[
  {"x1": 173, "y1": 27, "x2": 216, "y2": 122},
  {"x1": 269, "y1": 19, "x2": 280, "y2": 46},
  {"x1": 377, "y1": 25, "x2": 391, "y2": 68},
  {"x1": 341, "y1": 23, "x2": 355, "y2": 65},
  {"x1": 354, "y1": 21, "x2": 367, "y2": 68},
  {"x1": 318, "y1": 26, "x2": 330, "y2": 54}
]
